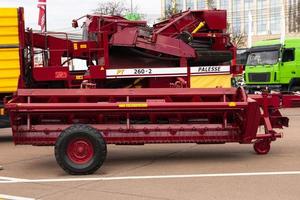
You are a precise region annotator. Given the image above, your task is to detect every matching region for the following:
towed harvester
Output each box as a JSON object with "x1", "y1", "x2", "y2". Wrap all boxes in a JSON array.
[
  {"x1": 20, "y1": 9, "x2": 241, "y2": 89},
  {"x1": 5, "y1": 8, "x2": 288, "y2": 175}
]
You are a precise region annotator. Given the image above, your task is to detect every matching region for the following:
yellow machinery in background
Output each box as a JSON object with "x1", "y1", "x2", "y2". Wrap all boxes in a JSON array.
[
  {"x1": 0, "y1": 8, "x2": 20, "y2": 93},
  {"x1": 0, "y1": 8, "x2": 20, "y2": 127}
]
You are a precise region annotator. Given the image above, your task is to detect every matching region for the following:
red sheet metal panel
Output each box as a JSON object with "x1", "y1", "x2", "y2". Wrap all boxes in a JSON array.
[{"x1": 282, "y1": 95, "x2": 300, "y2": 108}]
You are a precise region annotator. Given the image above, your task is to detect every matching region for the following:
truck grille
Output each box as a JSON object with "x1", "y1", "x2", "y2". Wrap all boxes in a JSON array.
[{"x1": 248, "y1": 73, "x2": 270, "y2": 82}]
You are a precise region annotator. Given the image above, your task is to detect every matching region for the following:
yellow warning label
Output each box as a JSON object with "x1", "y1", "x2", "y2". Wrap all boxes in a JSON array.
[
  {"x1": 117, "y1": 69, "x2": 125, "y2": 75},
  {"x1": 75, "y1": 75, "x2": 83, "y2": 80},
  {"x1": 118, "y1": 103, "x2": 148, "y2": 108},
  {"x1": 190, "y1": 74, "x2": 231, "y2": 88},
  {"x1": 80, "y1": 44, "x2": 87, "y2": 49},
  {"x1": 228, "y1": 102, "x2": 237, "y2": 107}
]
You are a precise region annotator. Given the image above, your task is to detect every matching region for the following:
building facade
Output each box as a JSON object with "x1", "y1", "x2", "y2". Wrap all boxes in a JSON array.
[{"x1": 161, "y1": 0, "x2": 300, "y2": 44}]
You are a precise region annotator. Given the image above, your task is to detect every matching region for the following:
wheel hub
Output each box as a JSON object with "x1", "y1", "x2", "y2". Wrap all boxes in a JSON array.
[{"x1": 67, "y1": 138, "x2": 94, "y2": 164}]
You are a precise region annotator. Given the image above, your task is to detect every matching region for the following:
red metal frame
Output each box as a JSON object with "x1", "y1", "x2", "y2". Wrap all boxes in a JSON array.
[
  {"x1": 250, "y1": 93, "x2": 300, "y2": 108},
  {"x1": 6, "y1": 88, "x2": 287, "y2": 146},
  {"x1": 17, "y1": 8, "x2": 26, "y2": 89},
  {"x1": 282, "y1": 94, "x2": 300, "y2": 108}
]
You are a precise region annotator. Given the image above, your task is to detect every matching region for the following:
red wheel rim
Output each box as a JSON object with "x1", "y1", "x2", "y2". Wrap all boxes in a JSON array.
[
  {"x1": 254, "y1": 140, "x2": 270, "y2": 154},
  {"x1": 66, "y1": 138, "x2": 94, "y2": 164}
]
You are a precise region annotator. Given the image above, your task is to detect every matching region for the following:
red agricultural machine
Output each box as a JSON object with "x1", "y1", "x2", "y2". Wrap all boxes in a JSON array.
[{"x1": 5, "y1": 8, "x2": 288, "y2": 175}]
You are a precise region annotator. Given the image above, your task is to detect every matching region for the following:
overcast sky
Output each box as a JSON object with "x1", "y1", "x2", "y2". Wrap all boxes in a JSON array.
[{"x1": 0, "y1": 0, "x2": 161, "y2": 32}]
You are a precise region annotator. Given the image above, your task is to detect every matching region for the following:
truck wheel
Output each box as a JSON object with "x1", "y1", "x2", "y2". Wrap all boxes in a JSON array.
[
  {"x1": 291, "y1": 86, "x2": 300, "y2": 92},
  {"x1": 55, "y1": 124, "x2": 107, "y2": 175},
  {"x1": 253, "y1": 140, "x2": 271, "y2": 155}
]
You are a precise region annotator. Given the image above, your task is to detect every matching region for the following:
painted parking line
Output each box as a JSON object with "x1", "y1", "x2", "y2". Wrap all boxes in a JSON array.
[
  {"x1": 0, "y1": 171, "x2": 300, "y2": 184},
  {"x1": 0, "y1": 176, "x2": 29, "y2": 182},
  {"x1": 0, "y1": 194, "x2": 34, "y2": 200}
]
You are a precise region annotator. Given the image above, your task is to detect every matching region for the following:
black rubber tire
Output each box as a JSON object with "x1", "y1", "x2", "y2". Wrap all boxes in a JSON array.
[
  {"x1": 291, "y1": 86, "x2": 300, "y2": 92},
  {"x1": 55, "y1": 124, "x2": 107, "y2": 175}
]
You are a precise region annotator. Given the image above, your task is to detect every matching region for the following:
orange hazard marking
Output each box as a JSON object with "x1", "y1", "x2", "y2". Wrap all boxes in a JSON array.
[
  {"x1": 228, "y1": 102, "x2": 237, "y2": 107},
  {"x1": 0, "y1": 108, "x2": 4, "y2": 116}
]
